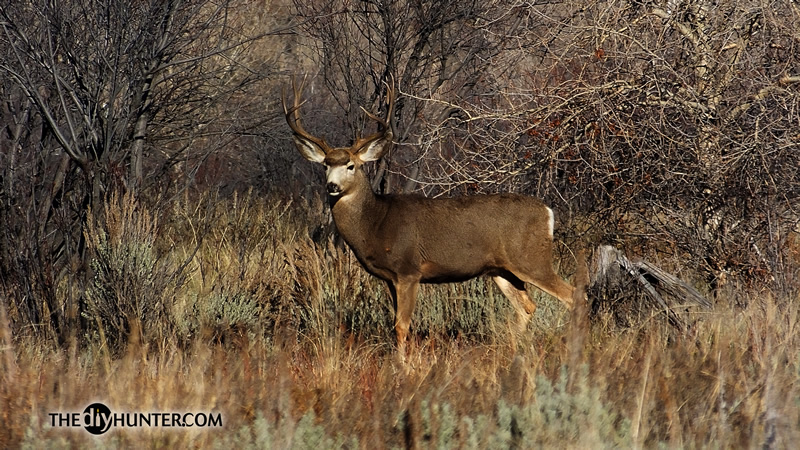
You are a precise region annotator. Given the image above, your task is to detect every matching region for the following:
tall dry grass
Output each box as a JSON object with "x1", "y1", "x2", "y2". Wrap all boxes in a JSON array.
[{"x1": 1, "y1": 192, "x2": 798, "y2": 448}]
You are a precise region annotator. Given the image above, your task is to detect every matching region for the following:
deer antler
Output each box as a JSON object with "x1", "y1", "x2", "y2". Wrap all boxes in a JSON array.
[
  {"x1": 353, "y1": 77, "x2": 395, "y2": 152},
  {"x1": 282, "y1": 75, "x2": 330, "y2": 153}
]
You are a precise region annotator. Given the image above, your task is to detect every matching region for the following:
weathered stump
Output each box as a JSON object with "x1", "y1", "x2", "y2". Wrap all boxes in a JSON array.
[{"x1": 587, "y1": 245, "x2": 712, "y2": 330}]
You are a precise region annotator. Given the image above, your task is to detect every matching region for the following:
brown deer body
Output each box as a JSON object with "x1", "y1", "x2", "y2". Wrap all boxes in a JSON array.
[{"x1": 283, "y1": 78, "x2": 574, "y2": 349}]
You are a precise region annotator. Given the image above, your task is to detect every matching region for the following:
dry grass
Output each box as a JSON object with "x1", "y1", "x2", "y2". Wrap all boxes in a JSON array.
[{"x1": 1, "y1": 193, "x2": 798, "y2": 448}]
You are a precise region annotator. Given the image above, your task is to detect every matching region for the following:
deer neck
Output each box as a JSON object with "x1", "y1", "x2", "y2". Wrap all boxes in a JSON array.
[{"x1": 328, "y1": 175, "x2": 386, "y2": 252}]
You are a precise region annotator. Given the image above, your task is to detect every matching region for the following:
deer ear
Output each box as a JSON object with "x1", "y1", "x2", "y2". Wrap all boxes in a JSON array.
[
  {"x1": 357, "y1": 131, "x2": 392, "y2": 163},
  {"x1": 293, "y1": 136, "x2": 326, "y2": 164}
]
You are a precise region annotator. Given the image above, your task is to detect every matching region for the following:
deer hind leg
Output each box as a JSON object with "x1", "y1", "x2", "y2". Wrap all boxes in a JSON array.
[
  {"x1": 392, "y1": 278, "x2": 419, "y2": 351},
  {"x1": 493, "y1": 273, "x2": 536, "y2": 335}
]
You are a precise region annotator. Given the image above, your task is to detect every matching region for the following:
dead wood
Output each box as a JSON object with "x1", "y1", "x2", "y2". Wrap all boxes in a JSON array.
[{"x1": 588, "y1": 245, "x2": 712, "y2": 330}]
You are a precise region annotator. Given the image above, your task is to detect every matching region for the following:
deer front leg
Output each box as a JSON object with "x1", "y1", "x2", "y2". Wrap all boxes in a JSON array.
[
  {"x1": 393, "y1": 277, "x2": 419, "y2": 352},
  {"x1": 493, "y1": 274, "x2": 536, "y2": 336}
]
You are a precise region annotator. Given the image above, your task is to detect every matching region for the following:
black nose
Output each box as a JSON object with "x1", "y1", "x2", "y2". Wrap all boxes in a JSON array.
[{"x1": 326, "y1": 182, "x2": 341, "y2": 195}]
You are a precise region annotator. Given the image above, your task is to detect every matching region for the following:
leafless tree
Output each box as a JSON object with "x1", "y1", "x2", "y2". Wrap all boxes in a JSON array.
[
  {"x1": 0, "y1": 0, "x2": 286, "y2": 343},
  {"x1": 291, "y1": 0, "x2": 534, "y2": 193}
]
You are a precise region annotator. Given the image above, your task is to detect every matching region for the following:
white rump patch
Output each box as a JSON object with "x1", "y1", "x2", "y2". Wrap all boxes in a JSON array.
[{"x1": 547, "y1": 207, "x2": 554, "y2": 238}]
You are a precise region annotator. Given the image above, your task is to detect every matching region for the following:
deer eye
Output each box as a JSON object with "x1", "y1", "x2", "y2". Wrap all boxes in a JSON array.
[{"x1": 347, "y1": 163, "x2": 355, "y2": 171}]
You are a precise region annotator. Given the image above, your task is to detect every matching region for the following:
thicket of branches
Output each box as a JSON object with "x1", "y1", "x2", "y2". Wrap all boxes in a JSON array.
[
  {"x1": 1, "y1": 0, "x2": 798, "y2": 347},
  {"x1": 0, "y1": 0, "x2": 284, "y2": 344},
  {"x1": 291, "y1": 0, "x2": 799, "y2": 294}
]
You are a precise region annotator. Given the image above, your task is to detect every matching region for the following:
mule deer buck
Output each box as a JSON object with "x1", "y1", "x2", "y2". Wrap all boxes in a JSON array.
[{"x1": 283, "y1": 77, "x2": 575, "y2": 350}]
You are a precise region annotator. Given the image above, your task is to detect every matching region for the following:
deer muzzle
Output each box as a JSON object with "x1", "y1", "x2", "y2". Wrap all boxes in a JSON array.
[{"x1": 326, "y1": 182, "x2": 342, "y2": 196}]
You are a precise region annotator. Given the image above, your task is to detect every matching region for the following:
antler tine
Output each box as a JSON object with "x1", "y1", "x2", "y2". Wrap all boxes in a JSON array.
[
  {"x1": 282, "y1": 75, "x2": 329, "y2": 152},
  {"x1": 354, "y1": 77, "x2": 395, "y2": 150}
]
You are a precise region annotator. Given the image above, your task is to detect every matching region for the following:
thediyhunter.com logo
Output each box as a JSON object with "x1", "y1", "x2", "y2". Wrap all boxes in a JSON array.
[{"x1": 49, "y1": 403, "x2": 222, "y2": 435}]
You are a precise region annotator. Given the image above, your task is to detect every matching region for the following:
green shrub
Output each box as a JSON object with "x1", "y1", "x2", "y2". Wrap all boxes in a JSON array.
[
  {"x1": 396, "y1": 366, "x2": 630, "y2": 448},
  {"x1": 83, "y1": 191, "x2": 178, "y2": 352},
  {"x1": 212, "y1": 411, "x2": 358, "y2": 449}
]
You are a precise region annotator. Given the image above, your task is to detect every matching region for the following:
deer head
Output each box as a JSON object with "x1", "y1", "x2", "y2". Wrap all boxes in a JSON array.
[{"x1": 282, "y1": 76, "x2": 395, "y2": 198}]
